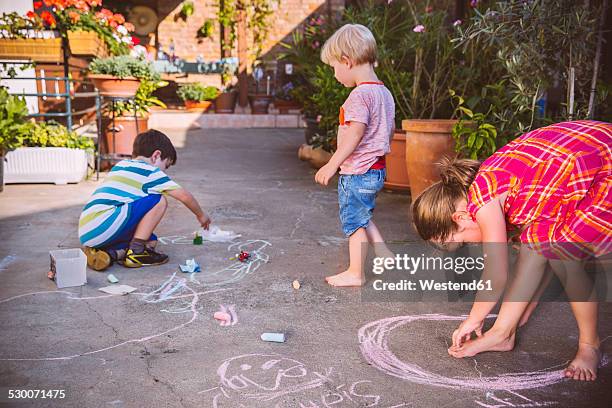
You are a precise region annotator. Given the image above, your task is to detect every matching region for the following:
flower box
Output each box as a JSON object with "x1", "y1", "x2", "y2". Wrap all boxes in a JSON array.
[
  {"x1": 4, "y1": 147, "x2": 89, "y2": 185},
  {"x1": 0, "y1": 37, "x2": 63, "y2": 62},
  {"x1": 68, "y1": 30, "x2": 108, "y2": 58}
]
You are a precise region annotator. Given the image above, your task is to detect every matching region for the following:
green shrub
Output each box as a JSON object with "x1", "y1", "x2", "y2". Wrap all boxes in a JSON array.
[
  {"x1": 0, "y1": 87, "x2": 29, "y2": 154},
  {"x1": 16, "y1": 121, "x2": 94, "y2": 151},
  {"x1": 89, "y1": 56, "x2": 159, "y2": 81},
  {"x1": 177, "y1": 83, "x2": 219, "y2": 102}
]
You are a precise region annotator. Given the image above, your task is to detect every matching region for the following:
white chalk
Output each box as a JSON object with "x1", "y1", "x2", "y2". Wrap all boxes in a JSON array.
[
  {"x1": 261, "y1": 332, "x2": 285, "y2": 343},
  {"x1": 107, "y1": 274, "x2": 119, "y2": 283}
]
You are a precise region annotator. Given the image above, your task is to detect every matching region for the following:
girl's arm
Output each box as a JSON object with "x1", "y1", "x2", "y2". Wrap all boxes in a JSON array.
[
  {"x1": 166, "y1": 188, "x2": 211, "y2": 229},
  {"x1": 452, "y1": 198, "x2": 508, "y2": 347},
  {"x1": 315, "y1": 122, "x2": 366, "y2": 186}
]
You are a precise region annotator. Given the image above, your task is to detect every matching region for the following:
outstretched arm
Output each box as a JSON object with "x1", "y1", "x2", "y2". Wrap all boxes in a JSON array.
[
  {"x1": 452, "y1": 198, "x2": 508, "y2": 347},
  {"x1": 166, "y1": 188, "x2": 211, "y2": 229},
  {"x1": 315, "y1": 122, "x2": 366, "y2": 186}
]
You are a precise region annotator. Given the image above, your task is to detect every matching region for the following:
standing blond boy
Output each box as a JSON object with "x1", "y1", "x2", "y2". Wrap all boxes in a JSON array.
[{"x1": 315, "y1": 24, "x2": 395, "y2": 287}]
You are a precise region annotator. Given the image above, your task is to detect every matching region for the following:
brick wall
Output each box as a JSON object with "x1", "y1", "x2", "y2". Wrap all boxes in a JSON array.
[{"x1": 155, "y1": 0, "x2": 345, "y2": 62}]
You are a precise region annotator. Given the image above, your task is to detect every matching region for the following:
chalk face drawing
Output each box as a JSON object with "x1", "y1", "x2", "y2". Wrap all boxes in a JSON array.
[
  {"x1": 358, "y1": 314, "x2": 609, "y2": 391},
  {"x1": 0, "y1": 240, "x2": 270, "y2": 362},
  {"x1": 199, "y1": 353, "x2": 408, "y2": 408}
]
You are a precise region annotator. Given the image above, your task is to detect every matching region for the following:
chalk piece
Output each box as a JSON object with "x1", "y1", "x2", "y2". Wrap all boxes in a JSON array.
[
  {"x1": 261, "y1": 332, "x2": 285, "y2": 343},
  {"x1": 214, "y1": 311, "x2": 231, "y2": 324},
  {"x1": 292, "y1": 280, "x2": 300, "y2": 290},
  {"x1": 107, "y1": 274, "x2": 119, "y2": 283},
  {"x1": 98, "y1": 284, "x2": 137, "y2": 295}
]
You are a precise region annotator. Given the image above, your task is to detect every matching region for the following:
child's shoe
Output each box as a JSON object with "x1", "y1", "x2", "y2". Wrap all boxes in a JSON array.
[
  {"x1": 123, "y1": 248, "x2": 169, "y2": 268},
  {"x1": 83, "y1": 247, "x2": 112, "y2": 271}
]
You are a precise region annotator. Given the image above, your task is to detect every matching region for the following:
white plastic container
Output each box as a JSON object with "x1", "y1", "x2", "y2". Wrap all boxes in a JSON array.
[
  {"x1": 4, "y1": 147, "x2": 89, "y2": 185},
  {"x1": 49, "y1": 248, "x2": 87, "y2": 289}
]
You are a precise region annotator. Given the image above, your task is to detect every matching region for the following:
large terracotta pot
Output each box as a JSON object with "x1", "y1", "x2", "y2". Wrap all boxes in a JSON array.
[
  {"x1": 248, "y1": 94, "x2": 273, "y2": 114},
  {"x1": 103, "y1": 115, "x2": 149, "y2": 156},
  {"x1": 184, "y1": 100, "x2": 213, "y2": 112},
  {"x1": 215, "y1": 91, "x2": 238, "y2": 113},
  {"x1": 383, "y1": 130, "x2": 410, "y2": 191},
  {"x1": 89, "y1": 74, "x2": 140, "y2": 97},
  {"x1": 403, "y1": 119, "x2": 457, "y2": 198}
]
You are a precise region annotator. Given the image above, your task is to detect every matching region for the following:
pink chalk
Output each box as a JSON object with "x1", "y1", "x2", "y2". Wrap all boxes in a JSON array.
[{"x1": 214, "y1": 311, "x2": 232, "y2": 325}]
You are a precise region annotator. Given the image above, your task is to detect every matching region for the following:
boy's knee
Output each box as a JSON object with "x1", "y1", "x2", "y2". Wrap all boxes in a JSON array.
[{"x1": 157, "y1": 195, "x2": 168, "y2": 209}]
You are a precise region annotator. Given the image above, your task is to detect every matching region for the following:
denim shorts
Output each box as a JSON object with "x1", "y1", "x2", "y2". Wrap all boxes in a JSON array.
[{"x1": 338, "y1": 169, "x2": 385, "y2": 236}]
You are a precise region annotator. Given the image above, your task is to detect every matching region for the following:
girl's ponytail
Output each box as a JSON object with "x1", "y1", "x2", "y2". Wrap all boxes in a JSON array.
[{"x1": 412, "y1": 156, "x2": 480, "y2": 241}]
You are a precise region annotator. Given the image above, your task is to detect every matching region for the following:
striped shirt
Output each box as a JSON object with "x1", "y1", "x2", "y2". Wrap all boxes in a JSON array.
[{"x1": 78, "y1": 159, "x2": 180, "y2": 247}]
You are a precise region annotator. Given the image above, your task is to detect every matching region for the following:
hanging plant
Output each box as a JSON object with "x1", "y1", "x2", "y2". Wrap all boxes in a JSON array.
[
  {"x1": 177, "y1": 1, "x2": 195, "y2": 22},
  {"x1": 197, "y1": 19, "x2": 215, "y2": 38}
]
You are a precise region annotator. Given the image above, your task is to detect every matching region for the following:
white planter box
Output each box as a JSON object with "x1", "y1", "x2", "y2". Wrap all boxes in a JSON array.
[{"x1": 4, "y1": 147, "x2": 89, "y2": 185}]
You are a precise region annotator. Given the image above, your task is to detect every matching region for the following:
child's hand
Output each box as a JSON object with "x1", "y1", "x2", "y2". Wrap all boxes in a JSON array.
[
  {"x1": 451, "y1": 316, "x2": 484, "y2": 348},
  {"x1": 315, "y1": 163, "x2": 338, "y2": 186},
  {"x1": 197, "y1": 213, "x2": 211, "y2": 230}
]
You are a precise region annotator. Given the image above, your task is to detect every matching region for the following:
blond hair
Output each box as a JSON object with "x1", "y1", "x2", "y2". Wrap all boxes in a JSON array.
[
  {"x1": 412, "y1": 157, "x2": 481, "y2": 241},
  {"x1": 321, "y1": 24, "x2": 377, "y2": 66}
]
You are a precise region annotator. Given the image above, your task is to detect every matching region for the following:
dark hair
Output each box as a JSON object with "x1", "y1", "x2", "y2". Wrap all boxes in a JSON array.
[
  {"x1": 132, "y1": 129, "x2": 177, "y2": 165},
  {"x1": 411, "y1": 157, "x2": 480, "y2": 241}
]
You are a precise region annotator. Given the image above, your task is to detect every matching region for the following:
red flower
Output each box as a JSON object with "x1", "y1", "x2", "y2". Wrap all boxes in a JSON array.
[
  {"x1": 26, "y1": 10, "x2": 37, "y2": 19},
  {"x1": 109, "y1": 19, "x2": 118, "y2": 28},
  {"x1": 34, "y1": 1, "x2": 43, "y2": 9},
  {"x1": 131, "y1": 35, "x2": 140, "y2": 45},
  {"x1": 40, "y1": 10, "x2": 56, "y2": 27},
  {"x1": 425, "y1": 5, "x2": 433, "y2": 13},
  {"x1": 43, "y1": 0, "x2": 53, "y2": 6}
]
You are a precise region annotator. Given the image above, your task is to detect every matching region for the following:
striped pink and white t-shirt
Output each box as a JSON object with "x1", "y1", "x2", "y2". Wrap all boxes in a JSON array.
[{"x1": 338, "y1": 82, "x2": 395, "y2": 175}]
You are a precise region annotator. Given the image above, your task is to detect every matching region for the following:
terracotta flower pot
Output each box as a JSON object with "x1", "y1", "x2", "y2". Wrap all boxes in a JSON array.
[
  {"x1": 274, "y1": 98, "x2": 301, "y2": 114},
  {"x1": 215, "y1": 91, "x2": 238, "y2": 113},
  {"x1": 383, "y1": 130, "x2": 410, "y2": 191},
  {"x1": 103, "y1": 115, "x2": 149, "y2": 156},
  {"x1": 403, "y1": 119, "x2": 458, "y2": 198},
  {"x1": 68, "y1": 30, "x2": 108, "y2": 58},
  {"x1": 89, "y1": 74, "x2": 141, "y2": 97},
  {"x1": 297, "y1": 144, "x2": 332, "y2": 169},
  {"x1": 248, "y1": 94, "x2": 273, "y2": 114},
  {"x1": 184, "y1": 100, "x2": 213, "y2": 112}
]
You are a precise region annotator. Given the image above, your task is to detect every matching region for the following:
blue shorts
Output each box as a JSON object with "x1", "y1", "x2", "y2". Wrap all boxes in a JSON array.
[
  {"x1": 338, "y1": 169, "x2": 385, "y2": 236},
  {"x1": 99, "y1": 194, "x2": 161, "y2": 251}
]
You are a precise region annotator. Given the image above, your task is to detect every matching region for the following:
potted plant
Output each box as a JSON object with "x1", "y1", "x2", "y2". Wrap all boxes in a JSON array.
[
  {"x1": 177, "y1": 83, "x2": 219, "y2": 111},
  {"x1": 4, "y1": 120, "x2": 94, "y2": 185},
  {"x1": 88, "y1": 55, "x2": 157, "y2": 97},
  {"x1": 273, "y1": 81, "x2": 301, "y2": 114},
  {"x1": 102, "y1": 76, "x2": 167, "y2": 157},
  {"x1": 248, "y1": 64, "x2": 273, "y2": 114},
  {"x1": 0, "y1": 12, "x2": 63, "y2": 63},
  {"x1": 0, "y1": 88, "x2": 28, "y2": 192},
  {"x1": 215, "y1": 60, "x2": 239, "y2": 113}
]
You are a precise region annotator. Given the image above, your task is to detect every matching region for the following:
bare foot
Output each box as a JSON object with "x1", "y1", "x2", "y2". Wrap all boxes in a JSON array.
[
  {"x1": 448, "y1": 329, "x2": 515, "y2": 358},
  {"x1": 325, "y1": 270, "x2": 364, "y2": 287},
  {"x1": 518, "y1": 301, "x2": 539, "y2": 327},
  {"x1": 564, "y1": 342, "x2": 601, "y2": 381}
]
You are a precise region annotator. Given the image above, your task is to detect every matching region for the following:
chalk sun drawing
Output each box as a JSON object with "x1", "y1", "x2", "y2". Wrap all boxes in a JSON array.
[
  {"x1": 0, "y1": 240, "x2": 271, "y2": 362},
  {"x1": 358, "y1": 314, "x2": 609, "y2": 391}
]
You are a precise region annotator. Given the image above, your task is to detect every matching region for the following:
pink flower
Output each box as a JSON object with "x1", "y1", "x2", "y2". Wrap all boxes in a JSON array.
[
  {"x1": 425, "y1": 6, "x2": 433, "y2": 13},
  {"x1": 470, "y1": 0, "x2": 479, "y2": 7},
  {"x1": 413, "y1": 24, "x2": 425, "y2": 33},
  {"x1": 453, "y1": 19, "x2": 462, "y2": 26}
]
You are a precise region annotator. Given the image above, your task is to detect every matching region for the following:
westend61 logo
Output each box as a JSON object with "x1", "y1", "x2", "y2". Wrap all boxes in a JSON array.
[
  {"x1": 372, "y1": 254, "x2": 485, "y2": 275},
  {"x1": 369, "y1": 254, "x2": 491, "y2": 293}
]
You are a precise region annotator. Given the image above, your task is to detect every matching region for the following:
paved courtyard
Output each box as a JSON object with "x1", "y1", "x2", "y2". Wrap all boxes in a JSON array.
[{"x1": 0, "y1": 127, "x2": 610, "y2": 407}]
